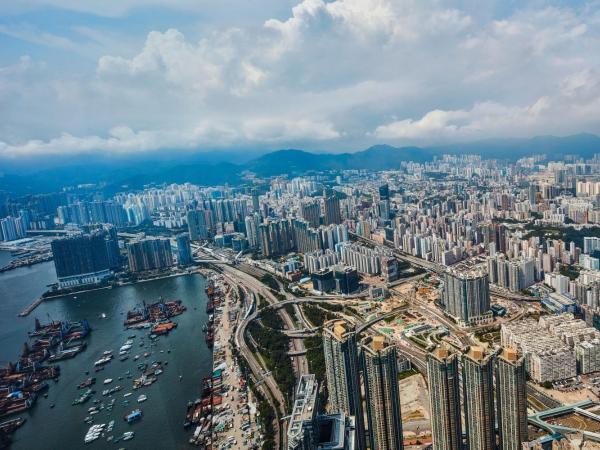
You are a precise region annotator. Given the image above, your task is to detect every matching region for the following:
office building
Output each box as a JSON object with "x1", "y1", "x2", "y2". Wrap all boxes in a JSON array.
[
  {"x1": 462, "y1": 346, "x2": 496, "y2": 450},
  {"x1": 51, "y1": 232, "x2": 112, "y2": 288},
  {"x1": 176, "y1": 233, "x2": 193, "y2": 266},
  {"x1": 360, "y1": 336, "x2": 403, "y2": 450},
  {"x1": 126, "y1": 237, "x2": 173, "y2": 273},
  {"x1": 333, "y1": 266, "x2": 359, "y2": 294},
  {"x1": 322, "y1": 320, "x2": 366, "y2": 450},
  {"x1": 427, "y1": 348, "x2": 463, "y2": 450},
  {"x1": 288, "y1": 385, "x2": 356, "y2": 450},
  {"x1": 381, "y1": 257, "x2": 399, "y2": 282},
  {"x1": 442, "y1": 267, "x2": 491, "y2": 326},
  {"x1": 496, "y1": 348, "x2": 528, "y2": 450},
  {"x1": 288, "y1": 374, "x2": 319, "y2": 450},
  {"x1": 312, "y1": 269, "x2": 335, "y2": 293},
  {"x1": 314, "y1": 413, "x2": 356, "y2": 450}
]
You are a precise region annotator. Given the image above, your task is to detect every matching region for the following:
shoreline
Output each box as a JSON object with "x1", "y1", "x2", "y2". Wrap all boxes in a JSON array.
[{"x1": 18, "y1": 269, "x2": 203, "y2": 317}]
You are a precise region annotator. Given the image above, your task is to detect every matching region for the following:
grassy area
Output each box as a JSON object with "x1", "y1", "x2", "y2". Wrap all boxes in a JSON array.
[
  {"x1": 318, "y1": 302, "x2": 344, "y2": 313},
  {"x1": 248, "y1": 320, "x2": 295, "y2": 408},
  {"x1": 303, "y1": 304, "x2": 337, "y2": 327},
  {"x1": 256, "y1": 307, "x2": 285, "y2": 330},
  {"x1": 304, "y1": 334, "x2": 329, "y2": 412},
  {"x1": 283, "y1": 303, "x2": 296, "y2": 320},
  {"x1": 560, "y1": 264, "x2": 580, "y2": 281},
  {"x1": 524, "y1": 224, "x2": 600, "y2": 248},
  {"x1": 261, "y1": 273, "x2": 281, "y2": 292}
]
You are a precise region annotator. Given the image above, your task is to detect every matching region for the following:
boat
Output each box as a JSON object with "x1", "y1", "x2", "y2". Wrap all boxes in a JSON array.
[
  {"x1": 124, "y1": 409, "x2": 143, "y2": 423},
  {"x1": 94, "y1": 356, "x2": 112, "y2": 367},
  {"x1": 103, "y1": 378, "x2": 113, "y2": 385},
  {"x1": 124, "y1": 393, "x2": 132, "y2": 398},
  {"x1": 137, "y1": 394, "x2": 147, "y2": 403},
  {"x1": 77, "y1": 378, "x2": 96, "y2": 389},
  {"x1": 122, "y1": 431, "x2": 135, "y2": 441}
]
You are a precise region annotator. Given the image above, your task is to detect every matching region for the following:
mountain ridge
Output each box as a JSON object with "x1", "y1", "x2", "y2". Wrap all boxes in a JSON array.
[{"x1": 2, "y1": 133, "x2": 600, "y2": 195}]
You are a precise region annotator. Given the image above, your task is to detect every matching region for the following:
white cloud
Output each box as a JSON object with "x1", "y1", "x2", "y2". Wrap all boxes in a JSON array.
[
  {"x1": 2, "y1": 0, "x2": 600, "y2": 157},
  {"x1": 0, "y1": 119, "x2": 340, "y2": 158}
]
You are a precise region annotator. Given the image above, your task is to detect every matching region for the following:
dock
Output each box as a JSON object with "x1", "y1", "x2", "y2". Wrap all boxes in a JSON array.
[{"x1": 19, "y1": 298, "x2": 44, "y2": 317}]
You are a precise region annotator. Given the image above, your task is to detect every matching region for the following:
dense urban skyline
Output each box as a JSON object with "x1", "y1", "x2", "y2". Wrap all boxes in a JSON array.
[{"x1": 4, "y1": 1, "x2": 600, "y2": 450}]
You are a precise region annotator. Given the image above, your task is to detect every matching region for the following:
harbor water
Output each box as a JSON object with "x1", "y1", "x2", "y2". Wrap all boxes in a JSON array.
[{"x1": 0, "y1": 251, "x2": 213, "y2": 449}]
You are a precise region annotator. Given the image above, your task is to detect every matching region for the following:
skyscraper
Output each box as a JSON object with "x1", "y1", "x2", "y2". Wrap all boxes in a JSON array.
[
  {"x1": 462, "y1": 346, "x2": 496, "y2": 450},
  {"x1": 378, "y1": 183, "x2": 390, "y2": 201},
  {"x1": 176, "y1": 233, "x2": 193, "y2": 266},
  {"x1": 442, "y1": 267, "x2": 491, "y2": 326},
  {"x1": 187, "y1": 209, "x2": 209, "y2": 241},
  {"x1": 251, "y1": 188, "x2": 260, "y2": 213},
  {"x1": 360, "y1": 336, "x2": 403, "y2": 450},
  {"x1": 126, "y1": 237, "x2": 173, "y2": 273},
  {"x1": 51, "y1": 232, "x2": 112, "y2": 288},
  {"x1": 427, "y1": 348, "x2": 463, "y2": 450},
  {"x1": 300, "y1": 201, "x2": 321, "y2": 228},
  {"x1": 496, "y1": 348, "x2": 528, "y2": 450},
  {"x1": 322, "y1": 320, "x2": 366, "y2": 450},
  {"x1": 323, "y1": 191, "x2": 342, "y2": 225}
]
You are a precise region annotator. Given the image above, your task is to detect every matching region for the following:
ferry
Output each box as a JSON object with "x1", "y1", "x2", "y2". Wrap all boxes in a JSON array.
[
  {"x1": 124, "y1": 409, "x2": 143, "y2": 423},
  {"x1": 94, "y1": 356, "x2": 112, "y2": 367}
]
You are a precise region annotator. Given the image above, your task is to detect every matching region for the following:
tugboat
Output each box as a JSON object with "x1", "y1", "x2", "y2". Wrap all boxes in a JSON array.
[{"x1": 77, "y1": 378, "x2": 96, "y2": 389}]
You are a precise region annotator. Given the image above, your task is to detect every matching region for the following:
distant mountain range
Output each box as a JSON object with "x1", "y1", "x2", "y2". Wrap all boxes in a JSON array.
[{"x1": 2, "y1": 133, "x2": 600, "y2": 195}]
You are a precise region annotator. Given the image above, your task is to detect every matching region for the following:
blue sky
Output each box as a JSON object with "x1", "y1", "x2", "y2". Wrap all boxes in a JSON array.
[{"x1": 1, "y1": 0, "x2": 599, "y2": 158}]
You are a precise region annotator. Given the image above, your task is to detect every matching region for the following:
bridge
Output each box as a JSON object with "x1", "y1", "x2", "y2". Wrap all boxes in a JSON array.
[{"x1": 356, "y1": 306, "x2": 408, "y2": 334}]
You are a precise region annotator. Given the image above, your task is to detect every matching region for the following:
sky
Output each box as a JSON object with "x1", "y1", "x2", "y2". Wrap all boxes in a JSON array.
[{"x1": 1, "y1": 0, "x2": 600, "y2": 159}]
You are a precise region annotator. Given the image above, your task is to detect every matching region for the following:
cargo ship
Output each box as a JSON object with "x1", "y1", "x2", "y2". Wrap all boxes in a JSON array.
[
  {"x1": 150, "y1": 321, "x2": 177, "y2": 336},
  {"x1": 124, "y1": 299, "x2": 186, "y2": 328}
]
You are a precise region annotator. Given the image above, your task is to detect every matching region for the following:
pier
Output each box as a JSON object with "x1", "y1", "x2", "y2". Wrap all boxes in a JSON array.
[{"x1": 18, "y1": 298, "x2": 44, "y2": 317}]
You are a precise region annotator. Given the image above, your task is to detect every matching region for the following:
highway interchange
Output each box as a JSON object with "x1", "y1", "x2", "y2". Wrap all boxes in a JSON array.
[{"x1": 192, "y1": 238, "x2": 562, "y2": 449}]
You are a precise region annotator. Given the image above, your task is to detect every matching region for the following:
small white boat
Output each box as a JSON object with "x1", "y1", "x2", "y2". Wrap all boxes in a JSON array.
[
  {"x1": 124, "y1": 392, "x2": 132, "y2": 397},
  {"x1": 103, "y1": 378, "x2": 113, "y2": 385},
  {"x1": 137, "y1": 394, "x2": 147, "y2": 403},
  {"x1": 122, "y1": 431, "x2": 135, "y2": 441}
]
